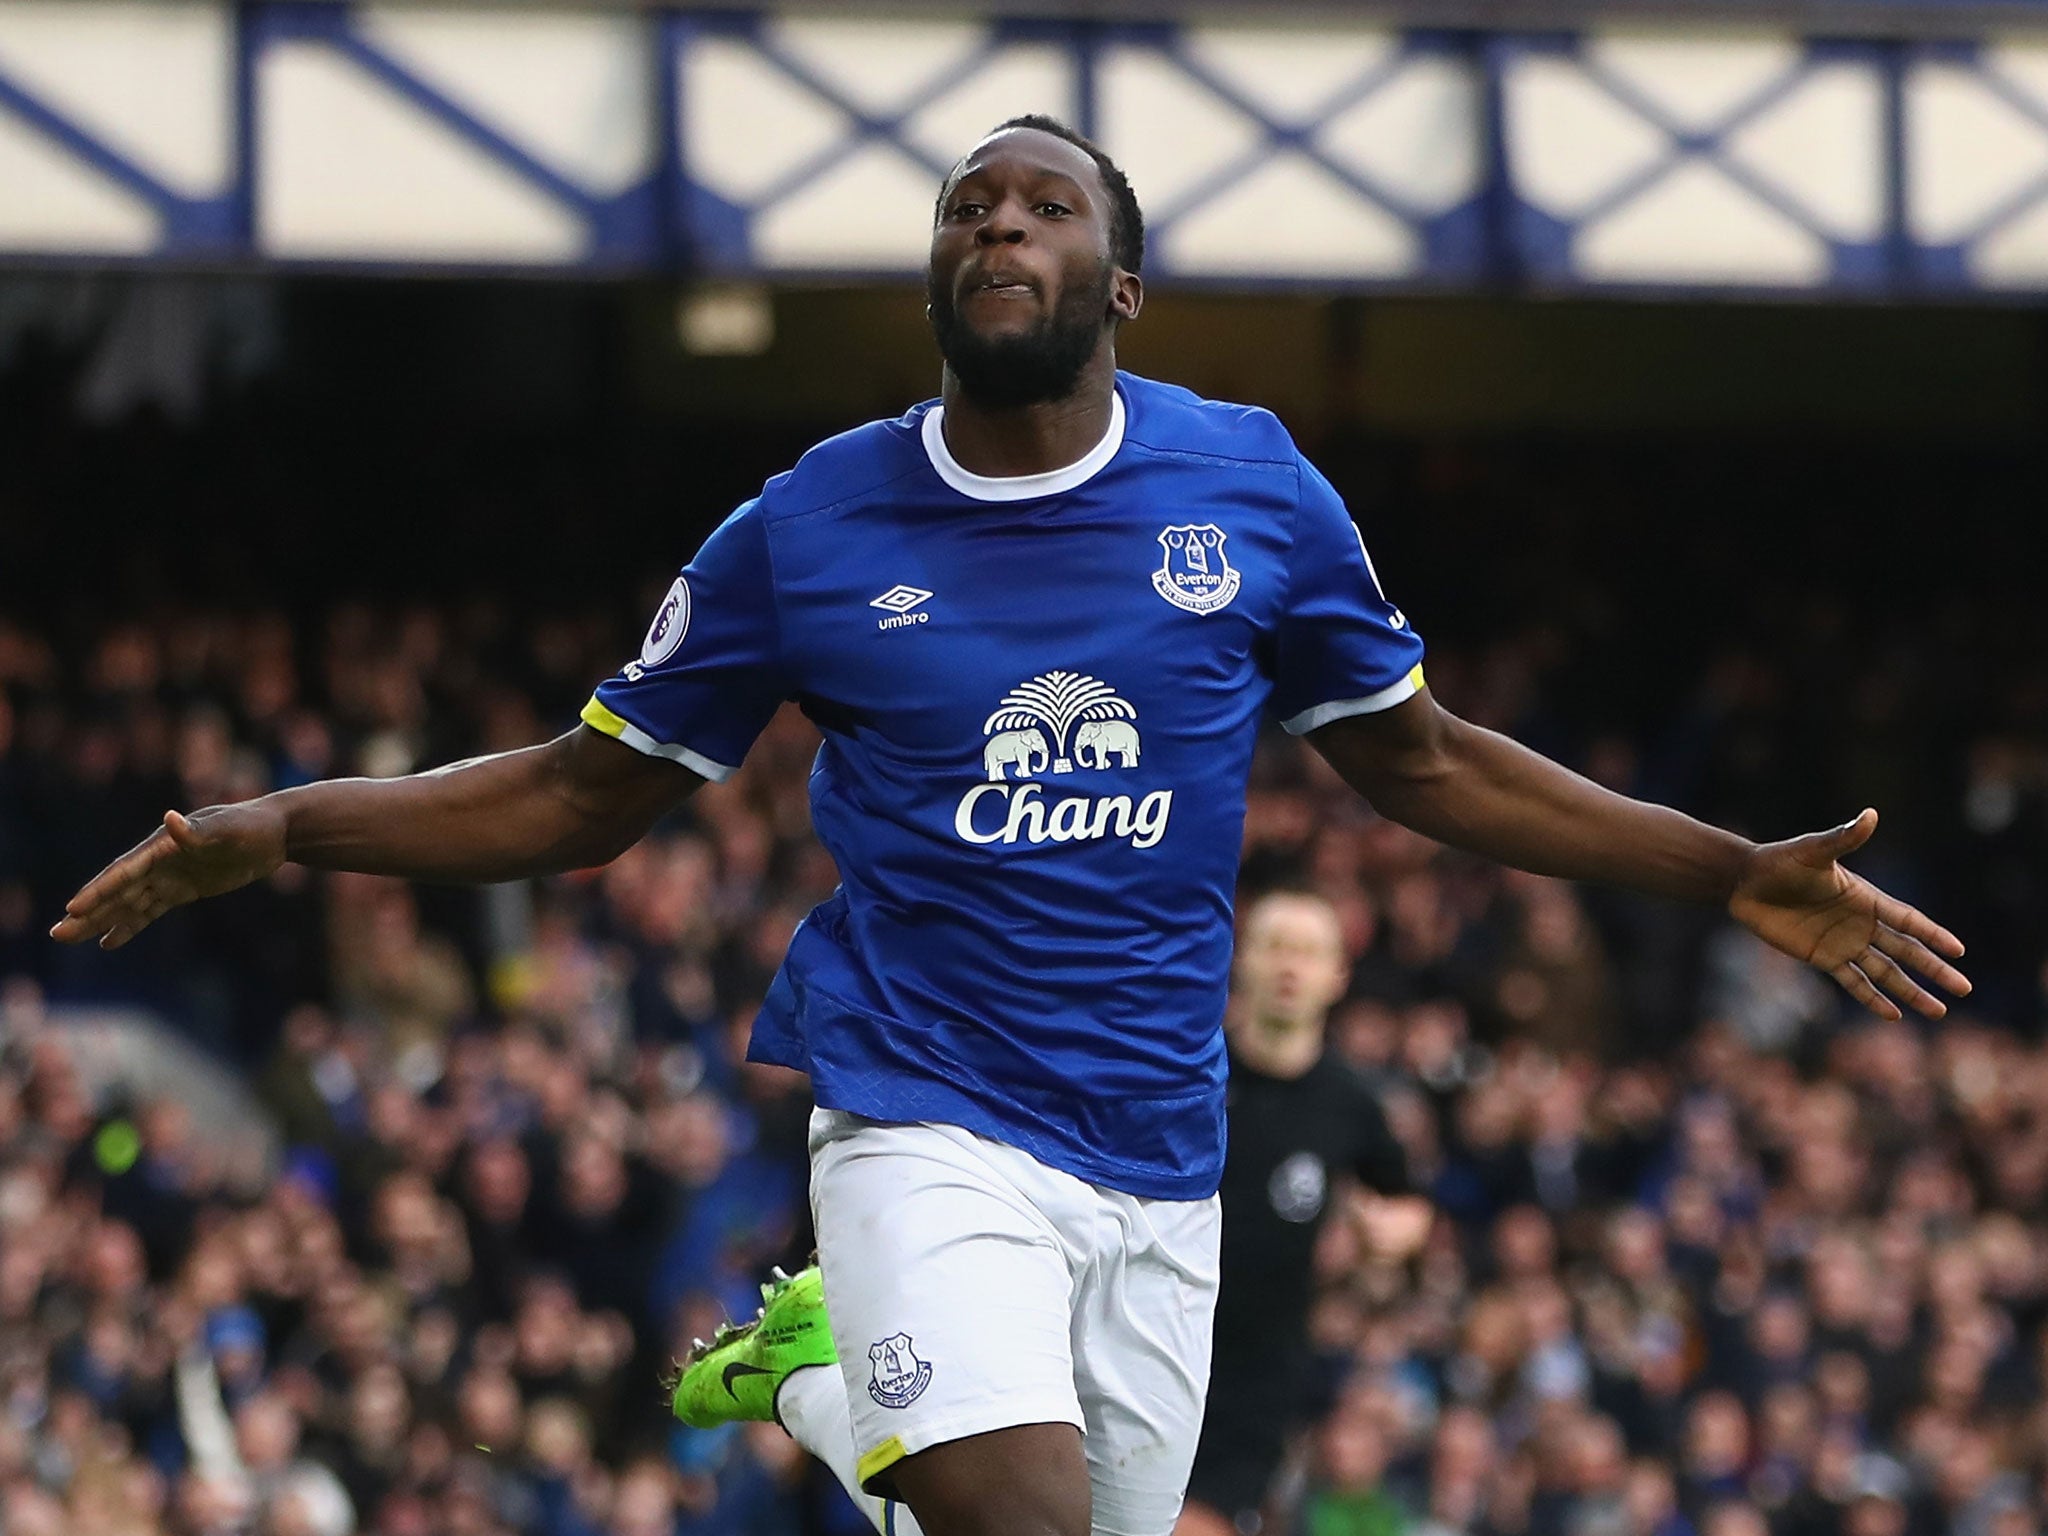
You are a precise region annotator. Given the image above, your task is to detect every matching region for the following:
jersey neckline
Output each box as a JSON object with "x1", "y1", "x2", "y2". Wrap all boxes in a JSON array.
[{"x1": 920, "y1": 386, "x2": 1126, "y2": 503}]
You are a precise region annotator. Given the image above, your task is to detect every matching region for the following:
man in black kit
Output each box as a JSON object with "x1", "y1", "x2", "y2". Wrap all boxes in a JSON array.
[{"x1": 1178, "y1": 890, "x2": 1433, "y2": 1536}]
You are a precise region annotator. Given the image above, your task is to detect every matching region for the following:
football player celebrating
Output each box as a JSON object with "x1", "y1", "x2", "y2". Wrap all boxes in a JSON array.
[{"x1": 56, "y1": 116, "x2": 1967, "y2": 1536}]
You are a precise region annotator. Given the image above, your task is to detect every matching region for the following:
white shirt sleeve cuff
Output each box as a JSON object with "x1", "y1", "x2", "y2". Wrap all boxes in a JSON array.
[{"x1": 1279, "y1": 663, "x2": 1425, "y2": 736}]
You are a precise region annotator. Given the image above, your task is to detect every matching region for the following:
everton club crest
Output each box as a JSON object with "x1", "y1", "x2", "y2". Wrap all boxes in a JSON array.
[
  {"x1": 867, "y1": 1333, "x2": 933, "y2": 1408},
  {"x1": 1153, "y1": 524, "x2": 1241, "y2": 614}
]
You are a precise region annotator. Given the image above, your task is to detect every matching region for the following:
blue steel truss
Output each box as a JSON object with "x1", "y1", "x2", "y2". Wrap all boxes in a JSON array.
[
  {"x1": 0, "y1": 2, "x2": 2038, "y2": 294},
  {"x1": 0, "y1": 45, "x2": 245, "y2": 256},
  {"x1": 1906, "y1": 37, "x2": 2048, "y2": 288},
  {"x1": 665, "y1": 8, "x2": 979, "y2": 271},
  {"x1": 251, "y1": 2, "x2": 665, "y2": 264},
  {"x1": 1131, "y1": 25, "x2": 1494, "y2": 282},
  {"x1": 1498, "y1": 33, "x2": 1902, "y2": 290},
  {"x1": 671, "y1": 14, "x2": 1495, "y2": 283}
]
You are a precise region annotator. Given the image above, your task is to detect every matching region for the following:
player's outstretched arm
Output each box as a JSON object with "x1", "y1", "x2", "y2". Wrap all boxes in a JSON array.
[
  {"x1": 51, "y1": 726, "x2": 700, "y2": 951},
  {"x1": 1309, "y1": 689, "x2": 1969, "y2": 1022}
]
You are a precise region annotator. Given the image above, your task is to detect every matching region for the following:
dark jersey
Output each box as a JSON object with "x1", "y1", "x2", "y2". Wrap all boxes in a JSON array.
[
  {"x1": 1193, "y1": 1046, "x2": 1414, "y2": 1521},
  {"x1": 1213, "y1": 1046, "x2": 1411, "y2": 1388}
]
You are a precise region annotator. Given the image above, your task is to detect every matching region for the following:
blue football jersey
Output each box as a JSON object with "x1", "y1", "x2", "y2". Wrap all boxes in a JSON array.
[{"x1": 584, "y1": 372, "x2": 1423, "y2": 1199}]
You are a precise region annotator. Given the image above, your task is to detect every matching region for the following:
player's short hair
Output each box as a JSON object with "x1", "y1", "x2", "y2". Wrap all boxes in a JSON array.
[{"x1": 945, "y1": 114, "x2": 1147, "y2": 275}]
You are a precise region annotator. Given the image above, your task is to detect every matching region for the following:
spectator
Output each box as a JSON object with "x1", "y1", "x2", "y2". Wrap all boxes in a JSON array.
[
  {"x1": 1305, "y1": 1414, "x2": 1407, "y2": 1536},
  {"x1": 0, "y1": 496, "x2": 2044, "y2": 1535}
]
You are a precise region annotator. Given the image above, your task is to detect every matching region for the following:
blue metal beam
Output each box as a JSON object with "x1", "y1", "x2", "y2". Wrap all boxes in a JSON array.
[
  {"x1": 0, "y1": 60, "x2": 241, "y2": 253},
  {"x1": 0, "y1": 2, "x2": 2040, "y2": 295}
]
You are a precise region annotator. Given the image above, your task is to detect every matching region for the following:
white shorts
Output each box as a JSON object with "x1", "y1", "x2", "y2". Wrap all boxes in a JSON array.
[{"x1": 808, "y1": 1109, "x2": 1221, "y2": 1536}]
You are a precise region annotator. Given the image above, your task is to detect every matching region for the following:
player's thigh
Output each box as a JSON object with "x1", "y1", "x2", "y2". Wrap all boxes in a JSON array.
[
  {"x1": 892, "y1": 1422, "x2": 1092, "y2": 1536},
  {"x1": 1071, "y1": 1193, "x2": 1221, "y2": 1536},
  {"x1": 809, "y1": 1111, "x2": 1087, "y2": 1502}
]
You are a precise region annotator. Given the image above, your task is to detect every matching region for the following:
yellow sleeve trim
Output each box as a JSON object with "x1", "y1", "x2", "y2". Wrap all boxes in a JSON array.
[
  {"x1": 577, "y1": 695, "x2": 739, "y2": 783},
  {"x1": 857, "y1": 1436, "x2": 908, "y2": 1494},
  {"x1": 580, "y1": 696, "x2": 631, "y2": 739}
]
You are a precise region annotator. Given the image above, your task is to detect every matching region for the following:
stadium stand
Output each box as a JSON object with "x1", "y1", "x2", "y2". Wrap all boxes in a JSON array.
[
  {"x1": 3, "y1": 10, "x2": 2046, "y2": 1510},
  {"x1": 2, "y1": 367, "x2": 2045, "y2": 1533}
]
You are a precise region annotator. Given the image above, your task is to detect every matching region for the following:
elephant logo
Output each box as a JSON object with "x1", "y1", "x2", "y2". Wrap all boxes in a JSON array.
[
  {"x1": 867, "y1": 1333, "x2": 933, "y2": 1408},
  {"x1": 1152, "y1": 524, "x2": 1241, "y2": 614},
  {"x1": 956, "y1": 671, "x2": 1171, "y2": 849},
  {"x1": 984, "y1": 728, "x2": 1050, "y2": 781},
  {"x1": 982, "y1": 671, "x2": 1139, "y2": 776},
  {"x1": 1075, "y1": 719, "x2": 1140, "y2": 769}
]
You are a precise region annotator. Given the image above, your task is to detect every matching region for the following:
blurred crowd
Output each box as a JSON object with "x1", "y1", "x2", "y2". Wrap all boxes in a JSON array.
[{"x1": 0, "y1": 554, "x2": 2044, "y2": 1536}]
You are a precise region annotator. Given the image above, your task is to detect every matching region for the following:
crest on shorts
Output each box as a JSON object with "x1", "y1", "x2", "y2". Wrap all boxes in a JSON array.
[
  {"x1": 1152, "y1": 525, "x2": 1240, "y2": 614},
  {"x1": 867, "y1": 1333, "x2": 933, "y2": 1409}
]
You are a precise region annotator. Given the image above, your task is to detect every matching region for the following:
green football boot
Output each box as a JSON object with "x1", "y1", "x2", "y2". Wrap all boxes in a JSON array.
[{"x1": 669, "y1": 1263, "x2": 838, "y2": 1429}]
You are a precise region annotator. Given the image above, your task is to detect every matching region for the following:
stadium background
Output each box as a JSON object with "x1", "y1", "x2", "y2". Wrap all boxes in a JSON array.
[{"x1": 3, "y1": 3, "x2": 2048, "y2": 1535}]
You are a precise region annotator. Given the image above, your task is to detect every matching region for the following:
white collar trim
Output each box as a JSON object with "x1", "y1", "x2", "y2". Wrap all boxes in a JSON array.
[{"x1": 921, "y1": 390, "x2": 1125, "y2": 503}]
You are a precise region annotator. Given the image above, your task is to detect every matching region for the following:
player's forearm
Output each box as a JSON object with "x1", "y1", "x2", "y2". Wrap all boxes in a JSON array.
[
  {"x1": 275, "y1": 738, "x2": 643, "y2": 882},
  {"x1": 1320, "y1": 706, "x2": 1753, "y2": 903}
]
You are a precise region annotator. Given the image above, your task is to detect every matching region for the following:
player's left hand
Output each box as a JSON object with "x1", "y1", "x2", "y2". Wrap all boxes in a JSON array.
[{"x1": 1728, "y1": 807, "x2": 1970, "y2": 1021}]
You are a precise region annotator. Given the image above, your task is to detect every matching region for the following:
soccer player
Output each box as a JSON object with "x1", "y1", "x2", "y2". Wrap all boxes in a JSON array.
[
  {"x1": 1180, "y1": 890, "x2": 1431, "y2": 1536},
  {"x1": 54, "y1": 115, "x2": 1968, "y2": 1536}
]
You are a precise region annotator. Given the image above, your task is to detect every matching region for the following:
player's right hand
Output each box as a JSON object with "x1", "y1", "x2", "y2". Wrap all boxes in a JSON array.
[{"x1": 49, "y1": 803, "x2": 289, "y2": 950}]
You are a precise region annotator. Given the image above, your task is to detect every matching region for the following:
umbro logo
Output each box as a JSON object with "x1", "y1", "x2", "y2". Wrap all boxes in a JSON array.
[
  {"x1": 871, "y1": 585, "x2": 933, "y2": 630},
  {"x1": 871, "y1": 585, "x2": 932, "y2": 614}
]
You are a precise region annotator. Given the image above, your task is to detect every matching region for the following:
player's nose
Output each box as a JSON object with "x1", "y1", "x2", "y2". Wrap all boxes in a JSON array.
[{"x1": 974, "y1": 198, "x2": 1029, "y2": 245}]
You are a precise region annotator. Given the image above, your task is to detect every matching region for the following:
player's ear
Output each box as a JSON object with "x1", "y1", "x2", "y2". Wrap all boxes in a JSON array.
[{"x1": 1111, "y1": 269, "x2": 1142, "y2": 325}]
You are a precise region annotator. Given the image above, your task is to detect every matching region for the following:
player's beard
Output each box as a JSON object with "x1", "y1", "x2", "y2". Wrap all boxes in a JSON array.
[{"x1": 928, "y1": 262, "x2": 1113, "y2": 409}]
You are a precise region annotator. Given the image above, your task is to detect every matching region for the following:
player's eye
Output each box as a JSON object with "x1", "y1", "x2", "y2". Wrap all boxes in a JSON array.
[
  {"x1": 950, "y1": 201, "x2": 986, "y2": 220},
  {"x1": 1036, "y1": 202, "x2": 1071, "y2": 218}
]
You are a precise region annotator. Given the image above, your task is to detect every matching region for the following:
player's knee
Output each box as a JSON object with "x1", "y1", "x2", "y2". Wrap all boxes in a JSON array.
[{"x1": 890, "y1": 1424, "x2": 1090, "y2": 1536}]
